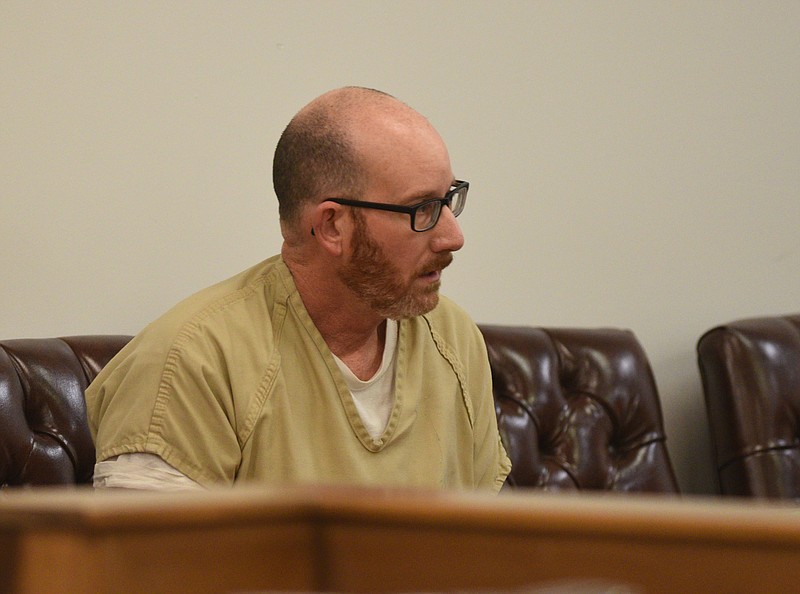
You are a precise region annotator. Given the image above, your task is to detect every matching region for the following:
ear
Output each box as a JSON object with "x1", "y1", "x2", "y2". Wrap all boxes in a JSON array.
[{"x1": 310, "y1": 201, "x2": 348, "y2": 256}]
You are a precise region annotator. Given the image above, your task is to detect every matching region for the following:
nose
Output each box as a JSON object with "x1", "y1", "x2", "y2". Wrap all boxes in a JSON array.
[{"x1": 431, "y1": 205, "x2": 465, "y2": 253}]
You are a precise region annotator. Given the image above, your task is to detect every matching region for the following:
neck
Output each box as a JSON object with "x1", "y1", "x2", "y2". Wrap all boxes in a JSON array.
[{"x1": 282, "y1": 242, "x2": 387, "y2": 379}]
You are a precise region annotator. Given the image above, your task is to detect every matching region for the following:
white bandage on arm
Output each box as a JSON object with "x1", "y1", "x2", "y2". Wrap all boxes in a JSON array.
[{"x1": 93, "y1": 453, "x2": 204, "y2": 491}]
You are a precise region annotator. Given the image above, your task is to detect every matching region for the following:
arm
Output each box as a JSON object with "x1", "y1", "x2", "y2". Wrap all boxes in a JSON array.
[{"x1": 93, "y1": 453, "x2": 204, "y2": 491}]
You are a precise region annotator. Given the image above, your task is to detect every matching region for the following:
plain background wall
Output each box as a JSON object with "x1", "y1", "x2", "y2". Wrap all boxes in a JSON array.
[{"x1": 3, "y1": 1, "x2": 799, "y2": 495}]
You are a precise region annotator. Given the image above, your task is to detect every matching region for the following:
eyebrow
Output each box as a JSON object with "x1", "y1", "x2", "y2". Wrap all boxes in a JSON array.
[{"x1": 401, "y1": 180, "x2": 459, "y2": 205}]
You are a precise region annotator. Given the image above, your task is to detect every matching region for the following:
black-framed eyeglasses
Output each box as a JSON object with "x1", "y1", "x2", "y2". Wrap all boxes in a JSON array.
[{"x1": 325, "y1": 180, "x2": 469, "y2": 232}]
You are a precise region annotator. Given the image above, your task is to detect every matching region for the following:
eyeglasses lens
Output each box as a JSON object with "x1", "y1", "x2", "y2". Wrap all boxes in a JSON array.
[
  {"x1": 451, "y1": 188, "x2": 467, "y2": 217},
  {"x1": 415, "y1": 201, "x2": 441, "y2": 231}
]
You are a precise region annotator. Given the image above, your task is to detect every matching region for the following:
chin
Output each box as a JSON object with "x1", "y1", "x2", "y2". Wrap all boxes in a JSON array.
[{"x1": 404, "y1": 291, "x2": 441, "y2": 319}]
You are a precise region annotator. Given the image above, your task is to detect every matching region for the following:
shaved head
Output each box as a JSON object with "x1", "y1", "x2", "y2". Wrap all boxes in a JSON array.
[{"x1": 272, "y1": 87, "x2": 437, "y2": 230}]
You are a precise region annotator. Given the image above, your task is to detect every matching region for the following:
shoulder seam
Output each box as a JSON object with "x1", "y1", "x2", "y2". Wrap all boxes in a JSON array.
[
  {"x1": 145, "y1": 269, "x2": 277, "y2": 453},
  {"x1": 422, "y1": 313, "x2": 476, "y2": 428}
]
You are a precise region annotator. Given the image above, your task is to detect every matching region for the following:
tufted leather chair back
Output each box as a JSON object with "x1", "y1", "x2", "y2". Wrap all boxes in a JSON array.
[
  {"x1": 0, "y1": 336, "x2": 132, "y2": 487},
  {"x1": 697, "y1": 314, "x2": 800, "y2": 499},
  {"x1": 2, "y1": 328, "x2": 679, "y2": 492},
  {"x1": 480, "y1": 325, "x2": 679, "y2": 492}
]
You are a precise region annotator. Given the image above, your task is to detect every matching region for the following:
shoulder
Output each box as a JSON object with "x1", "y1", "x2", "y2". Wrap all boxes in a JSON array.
[
  {"x1": 164, "y1": 255, "x2": 285, "y2": 327},
  {"x1": 417, "y1": 295, "x2": 488, "y2": 373},
  {"x1": 148, "y1": 256, "x2": 286, "y2": 343},
  {"x1": 415, "y1": 296, "x2": 493, "y2": 430},
  {"x1": 422, "y1": 294, "x2": 485, "y2": 349},
  {"x1": 94, "y1": 256, "x2": 289, "y2": 384}
]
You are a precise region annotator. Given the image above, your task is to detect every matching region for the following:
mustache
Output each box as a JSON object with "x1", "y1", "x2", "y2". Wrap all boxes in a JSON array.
[{"x1": 422, "y1": 252, "x2": 454, "y2": 275}]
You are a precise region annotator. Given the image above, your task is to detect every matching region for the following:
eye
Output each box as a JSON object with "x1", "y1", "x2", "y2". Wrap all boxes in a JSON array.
[{"x1": 414, "y1": 200, "x2": 441, "y2": 230}]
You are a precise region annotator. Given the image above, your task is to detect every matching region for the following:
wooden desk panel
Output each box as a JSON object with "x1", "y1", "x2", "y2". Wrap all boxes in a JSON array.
[
  {"x1": 323, "y1": 518, "x2": 800, "y2": 593},
  {"x1": 317, "y1": 491, "x2": 800, "y2": 594},
  {"x1": 1, "y1": 489, "x2": 319, "y2": 594},
  {"x1": 2, "y1": 487, "x2": 800, "y2": 594}
]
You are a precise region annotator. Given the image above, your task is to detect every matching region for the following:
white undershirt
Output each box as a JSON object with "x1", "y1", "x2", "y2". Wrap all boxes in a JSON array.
[
  {"x1": 93, "y1": 320, "x2": 399, "y2": 490},
  {"x1": 331, "y1": 318, "x2": 398, "y2": 442},
  {"x1": 93, "y1": 452, "x2": 203, "y2": 490}
]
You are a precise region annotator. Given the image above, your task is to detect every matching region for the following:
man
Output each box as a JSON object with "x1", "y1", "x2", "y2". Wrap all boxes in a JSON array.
[{"x1": 86, "y1": 87, "x2": 511, "y2": 491}]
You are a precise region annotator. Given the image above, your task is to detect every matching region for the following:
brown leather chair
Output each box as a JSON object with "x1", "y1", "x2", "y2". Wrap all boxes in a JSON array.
[
  {"x1": 481, "y1": 325, "x2": 679, "y2": 493},
  {"x1": 0, "y1": 336, "x2": 131, "y2": 487},
  {"x1": 697, "y1": 314, "x2": 800, "y2": 499},
  {"x1": 2, "y1": 328, "x2": 679, "y2": 493}
]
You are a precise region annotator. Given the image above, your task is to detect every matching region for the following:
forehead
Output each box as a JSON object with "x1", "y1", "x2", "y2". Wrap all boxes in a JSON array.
[{"x1": 353, "y1": 112, "x2": 454, "y2": 200}]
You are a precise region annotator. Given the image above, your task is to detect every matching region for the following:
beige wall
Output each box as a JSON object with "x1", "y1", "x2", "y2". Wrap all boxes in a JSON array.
[{"x1": 3, "y1": 1, "x2": 799, "y2": 494}]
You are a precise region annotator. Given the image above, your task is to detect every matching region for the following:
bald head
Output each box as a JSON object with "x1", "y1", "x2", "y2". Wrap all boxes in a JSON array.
[{"x1": 272, "y1": 87, "x2": 440, "y2": 231}]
